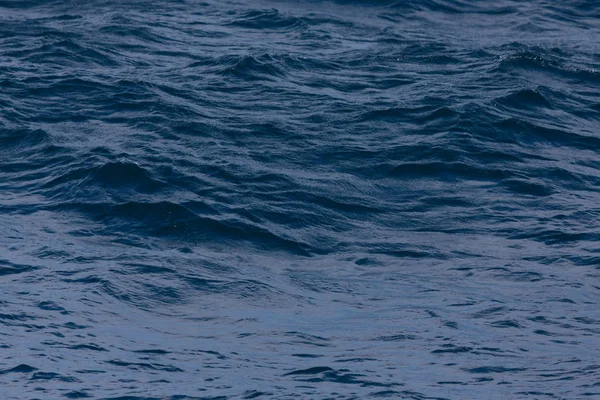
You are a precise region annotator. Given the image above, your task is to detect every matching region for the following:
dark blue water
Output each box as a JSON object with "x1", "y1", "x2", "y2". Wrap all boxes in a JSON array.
[{"x1": 1, "y1": 0, "x2": 599, "y2": 398}]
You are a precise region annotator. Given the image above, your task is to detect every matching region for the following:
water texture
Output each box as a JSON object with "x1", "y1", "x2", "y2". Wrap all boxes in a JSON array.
[{"x1": 1, "y1": 0, "x2": 599, "y2": 398}]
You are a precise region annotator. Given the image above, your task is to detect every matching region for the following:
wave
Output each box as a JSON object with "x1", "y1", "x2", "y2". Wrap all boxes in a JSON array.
[{"x1": 2, "y1": 0, "x2": 600, "y2": 399}]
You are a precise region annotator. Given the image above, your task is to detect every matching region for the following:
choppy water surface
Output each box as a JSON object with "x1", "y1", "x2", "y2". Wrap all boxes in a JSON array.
[{"x1": 1, "y1": 0, "x2": 600, "y2": 398}]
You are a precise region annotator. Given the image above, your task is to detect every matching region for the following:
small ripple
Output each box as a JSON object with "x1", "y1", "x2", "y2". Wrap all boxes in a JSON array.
[
  {"x1": 8, "y1": 38, "x2": 117, "y2": 67},
  {"x1": 495, "y1": 88, "x2": 552, "y2": 110},
  {"x1": 465, "y1": 366, "x2": 528, "y2": 374},
  {"x1": 0, "y1": 259, "x2": 40, "y2": 276},
  {"x1": 283, "y1": 365, "x2": 398, "y2": 387},
  {"x1": 495, "y1": 45, "x2": 600, "y2": 83},
  {"x1": 106, "y1": 360, "x2": 183, "y2": 373},
  {"x1": 226, "y1": 9, "x2": 307, "y2": 31},
  {"x1": 0, "y1": 364, "x2": 38, "y2": 374},
  {"x1": 217, "y1": 54, "x2": 287, "y2": 82},
  {"x1": 0, "y1": 127, "x2": 50, "y2": 151},
  {"x1": 30, "y1": 371, "x2": 79, "y2": 382}
]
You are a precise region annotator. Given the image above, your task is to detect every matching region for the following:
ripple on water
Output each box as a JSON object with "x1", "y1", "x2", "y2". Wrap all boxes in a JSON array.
[{"x1": 1, "y1": 0, "x2": 599, "y2": 399}]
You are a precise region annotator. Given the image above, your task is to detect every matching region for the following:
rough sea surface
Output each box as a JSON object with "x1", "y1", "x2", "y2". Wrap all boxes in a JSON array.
[{"x1": 1, "y1": 0, "x2": 599, "y2": 399}]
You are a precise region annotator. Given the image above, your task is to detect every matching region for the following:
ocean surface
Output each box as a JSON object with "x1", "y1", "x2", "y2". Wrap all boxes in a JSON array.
[{"x1": 1, "y1": 0, "x2": 599, "y2": 399}]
